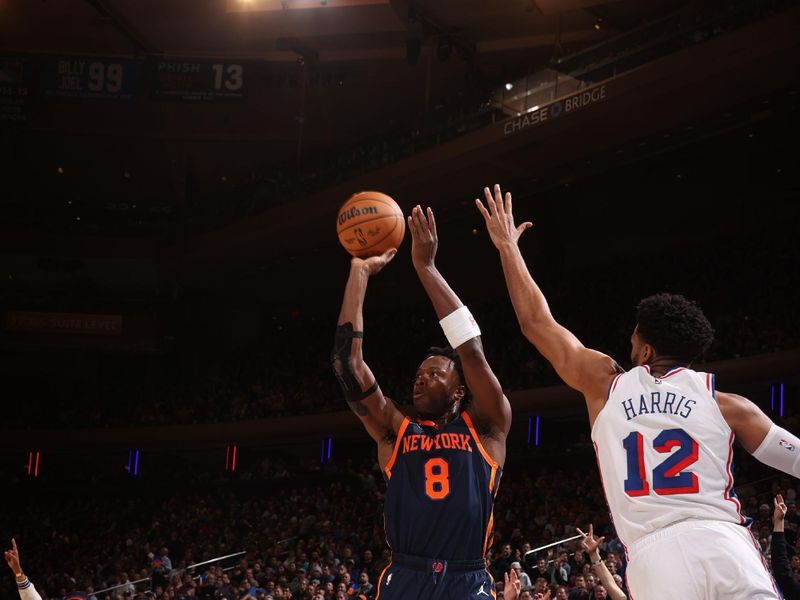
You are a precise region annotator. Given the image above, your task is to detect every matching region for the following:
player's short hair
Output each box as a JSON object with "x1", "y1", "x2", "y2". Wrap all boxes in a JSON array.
[
  {"x1": 636, "y1": 293, "x2": 714, "y2": 363},
  {"x1": 424, "y1": 346, "x2": 471, "y2": 407}
]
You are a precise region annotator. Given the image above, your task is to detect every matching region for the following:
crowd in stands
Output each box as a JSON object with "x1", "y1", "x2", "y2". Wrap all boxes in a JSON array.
[
  {"x1": 4, "y1": 224, "x2": 798, "y2": 431},
  {"x1": 2, "y1": 442, "x2": 794, "y2": 600}
]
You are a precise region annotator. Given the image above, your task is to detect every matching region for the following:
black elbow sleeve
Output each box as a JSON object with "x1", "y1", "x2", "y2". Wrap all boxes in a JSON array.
[{"x1": 332, "y1": 323, "x2": 377, "y2": 402}]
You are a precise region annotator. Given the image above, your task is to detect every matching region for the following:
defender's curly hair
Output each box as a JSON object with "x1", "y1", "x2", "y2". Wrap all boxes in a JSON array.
[
  {"x1": 636, "y1": 293, "x2": 714, "y2": 363},
  {"x1": 424, "y1": 346, "x2": 471, "y2": 408}
]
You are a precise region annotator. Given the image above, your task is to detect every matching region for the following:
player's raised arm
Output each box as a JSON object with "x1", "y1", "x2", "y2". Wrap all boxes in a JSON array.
[
  {"x1": 332, "y1": 250, "x2": 405, "y2": 446},
  {"x1": 408, "y1": 206, "x2": 511, "y2": 446},
  {"x1": 475, "y1": 184, "x2": 618, "y2": 406}
]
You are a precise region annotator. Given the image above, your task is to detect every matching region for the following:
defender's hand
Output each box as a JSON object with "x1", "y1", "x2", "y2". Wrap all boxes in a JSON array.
[
  {"x1": 351, "y1": 248, "x2": 397, "y2": 276},
  {"x1": 408, "y1": 205, "x2": 438, "y2": 269},
  {"x1": 475, "y1": 184, "x2": 532, "y2": 249},
  {"x1": 4, "y1": 538, "x2": 21, "y2": 575}
]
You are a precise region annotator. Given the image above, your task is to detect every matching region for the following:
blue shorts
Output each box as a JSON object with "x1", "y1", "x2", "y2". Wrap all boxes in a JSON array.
[{"x1": 375, "y1": 552, "x2": 496, "y2": 600}]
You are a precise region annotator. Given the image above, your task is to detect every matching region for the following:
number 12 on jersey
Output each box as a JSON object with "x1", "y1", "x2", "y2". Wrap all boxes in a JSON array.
[{"x1": 623, "y1": 428, "x2": 699, "y2": 496}]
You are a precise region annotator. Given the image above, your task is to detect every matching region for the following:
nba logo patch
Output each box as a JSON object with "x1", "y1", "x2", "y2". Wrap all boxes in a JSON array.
[
  {"x1": 386, "y1": 573, "x2": 393, "y2": 586},
  {"x1": 780, "y1": 439, "x2": 796, "y2": 452}
]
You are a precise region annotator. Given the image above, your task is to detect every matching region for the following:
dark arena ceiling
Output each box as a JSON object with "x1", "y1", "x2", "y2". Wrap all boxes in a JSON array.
[{"x1": 0, "y1": 0, "x2": 798, "y2": 307}]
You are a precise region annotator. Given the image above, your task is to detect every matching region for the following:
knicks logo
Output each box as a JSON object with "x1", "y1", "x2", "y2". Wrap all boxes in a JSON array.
[{"x1": 402, "y1": 433, "x2": 473, "y2": 454}]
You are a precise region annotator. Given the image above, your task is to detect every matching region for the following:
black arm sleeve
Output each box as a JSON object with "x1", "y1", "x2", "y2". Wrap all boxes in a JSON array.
[
  {"x1": 331, "y1": 323, "x2": 378, "y2": 413},
  {"x1": 772, "y1": 532, "x2": 800, "y2": 600}
]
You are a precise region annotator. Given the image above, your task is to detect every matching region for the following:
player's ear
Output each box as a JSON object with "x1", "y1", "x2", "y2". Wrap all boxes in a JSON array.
[
  {"x1": 453, "y1": 385, "x2": 466, "y2": 402},
  {"x1": 641, "y1": 342, "x2": 655, "y2": 365}
]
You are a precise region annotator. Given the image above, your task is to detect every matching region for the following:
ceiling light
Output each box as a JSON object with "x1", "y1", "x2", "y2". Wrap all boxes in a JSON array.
[{"x1": 505, "y1": 83, "x2": 513, "y2": 91}]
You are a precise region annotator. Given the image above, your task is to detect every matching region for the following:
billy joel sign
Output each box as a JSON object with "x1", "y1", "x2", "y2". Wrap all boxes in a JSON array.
[{"x1": 503, "y1": 84, "x2": 608, "y2": 137}]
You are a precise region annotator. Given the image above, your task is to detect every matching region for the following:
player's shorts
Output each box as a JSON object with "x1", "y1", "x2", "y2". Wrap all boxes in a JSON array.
[
  {"x1": 375, "y1": 552, "x2": 496, "y2": 600},
  {"x1": 625, "y1": 519, "x2": 781, "y2": 600}
]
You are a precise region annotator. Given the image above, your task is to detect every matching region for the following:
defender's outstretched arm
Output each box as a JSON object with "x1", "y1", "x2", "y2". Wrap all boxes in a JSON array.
[{"x1": 476, "y1": 184, "x2": 618, "y2": 407}]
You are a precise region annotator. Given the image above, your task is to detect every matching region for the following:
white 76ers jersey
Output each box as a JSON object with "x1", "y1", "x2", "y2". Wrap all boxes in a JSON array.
[{"x1": 591, "y1": 365, "x2": 747, "y2": 547}]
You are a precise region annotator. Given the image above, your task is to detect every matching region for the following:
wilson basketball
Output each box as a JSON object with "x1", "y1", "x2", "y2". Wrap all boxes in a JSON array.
[{"x1": 336, "y1": 191, "x2": 405, "y2": 258}]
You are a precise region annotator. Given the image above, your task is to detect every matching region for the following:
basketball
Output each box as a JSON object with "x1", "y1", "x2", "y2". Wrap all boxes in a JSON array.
[{"x1": 336, "y1": 191, "x2": 405, "y2": 258}]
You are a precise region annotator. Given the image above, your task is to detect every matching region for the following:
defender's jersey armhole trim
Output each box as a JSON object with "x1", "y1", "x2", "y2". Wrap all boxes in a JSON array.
[
  {"x1": 462, "y1": 411, "x2": 499, "y2": 469},
  {"x1": 384, "y1": 417, "x2": 410, "y2": 479},
  {"x1": 702, "y1": 370, "x2": 734, "y2": 439},
  {"x1": 591, "y1": 370, "x2": 626, "y2": 438},
  {"x1": 706, "y1": 372, "x2": 716, "y2": 398},
  {"x1": 607, "y1": 372, "x2": 625, "y2": 401}
]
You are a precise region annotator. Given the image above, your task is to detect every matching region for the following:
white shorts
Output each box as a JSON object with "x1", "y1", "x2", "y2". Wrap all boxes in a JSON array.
[{"x1": 625, "y1": 519, "x2": 781, "y2": 600}]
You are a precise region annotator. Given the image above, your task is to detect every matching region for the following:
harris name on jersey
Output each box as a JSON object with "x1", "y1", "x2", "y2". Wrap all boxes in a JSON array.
[{"x1": 619, "y1": 390, "x2": 697, "y2": 421}]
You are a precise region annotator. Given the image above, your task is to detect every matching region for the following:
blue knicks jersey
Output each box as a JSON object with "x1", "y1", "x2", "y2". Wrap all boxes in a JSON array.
[{"x1": 383, "y1": 412, "x2": 502, "y2": 561}]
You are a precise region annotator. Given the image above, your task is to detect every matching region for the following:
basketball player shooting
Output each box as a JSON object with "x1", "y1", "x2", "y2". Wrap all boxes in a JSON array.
[
  {"x1": 332, "y1": 205, "x2": 511, "y2": 599},
  {"x1": 476, "y1": 184, "x2": 796, "y2": 600}
]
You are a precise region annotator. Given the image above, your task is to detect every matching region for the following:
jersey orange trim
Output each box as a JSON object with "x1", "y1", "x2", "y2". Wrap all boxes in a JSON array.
[
  {"x1": 462, "y1": 411, "x2": 499, "y2": 469},
  {"x1": 374, "y1": 561, "x2": 392, "y2": 600},
  {"x1": 487, "y1": 570, "x2": 497, "y2": 599},
  {"x1": 383, "y1": 417, "x2": 410, "y2": 479},
  {"x1": 489, "y1": 464, "x2": 498, "y2": 494},
  {"x1": 483, "y1": 510, "x2": 495, "y2": 557},
  {"x1": 417, "y1": 419, "x2": 438, "y2": 428}
]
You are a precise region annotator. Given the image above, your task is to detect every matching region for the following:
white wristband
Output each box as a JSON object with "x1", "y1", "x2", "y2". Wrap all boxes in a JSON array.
[{"x1": 439, "y1": 306, "x2": 481, "y2": 349}]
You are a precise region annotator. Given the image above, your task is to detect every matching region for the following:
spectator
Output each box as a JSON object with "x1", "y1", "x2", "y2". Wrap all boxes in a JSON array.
[
  {"x1": 772, "y1": 494, "x2": 800, "y2": 600},
  {"x1": 493, "y1": 544, "x2": 515, "y2": 580},
  {"x1": 4, "y1": 539, "x2": 43, "y2": 600},
  {"x1": 578, "y1": 526, "x2": 626, "y2": 600},
  {"x1": 567, "y1": 575, "x2": 590, "y2": 600},
  {"x1": 550, "y1": 552, "x2": 570, "y2": 586},
  {"x1": 118, "y1": 572, "x2": 136, "y2": 597},
  {"x1": 352, "y1": 571, "x2": 372, "y2": 597}
]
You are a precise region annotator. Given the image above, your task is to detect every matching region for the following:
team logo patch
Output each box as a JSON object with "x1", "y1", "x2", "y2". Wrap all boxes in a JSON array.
[{"x1": 780, "y1": 439, "x2": 796, "y2": 452}]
